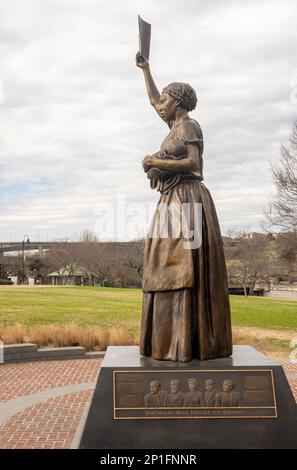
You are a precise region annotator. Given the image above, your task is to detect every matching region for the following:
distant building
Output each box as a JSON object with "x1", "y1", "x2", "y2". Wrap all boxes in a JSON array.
[{"x1": 47, "y1": 264, "x2": 89, "y2": 286}]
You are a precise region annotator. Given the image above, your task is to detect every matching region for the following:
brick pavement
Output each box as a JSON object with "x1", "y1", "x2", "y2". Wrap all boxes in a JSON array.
[
  {"x1": 0, "y1": 359, "x2": 100, "y2": 404},
  {"x1": 280, "y1": 362, "x2": 297, "y2": 400},
  {"x1": 0, "y1": 391, "x2": 92, "y2": 449},
  {"x1": 0, "y1": 358, "x2": 296, "y2": 449}
]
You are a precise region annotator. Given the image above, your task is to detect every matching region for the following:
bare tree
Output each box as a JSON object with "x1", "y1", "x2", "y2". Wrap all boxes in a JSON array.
[
  {"x1": 79, "y1": 230, "x2": 98, "y2": 243},
  {"x1": 226, "y1": 229, "x2": 271, "y2": 296},
  {"x1": 44, "y1": 238, "x2": 144, "y2": 287},
  {"x1": 264, "y1": 120, "x2": 297, "y2": 232},
  {"x1": 45, "y1": 243, "x2": 82, "y2": 284},
  {"x1": 274, "y1": 232, "x2": 297, "y2": 283},
  {"x1": 124, "y1": 239, "x2": 145, "y2": 284},
  {"x1": 85, "y1": 243, "x2": 112, "y2": 286}
]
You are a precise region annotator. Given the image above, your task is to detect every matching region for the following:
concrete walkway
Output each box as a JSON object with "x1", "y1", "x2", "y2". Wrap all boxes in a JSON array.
[{"x1": 0, "y1": 358, "x2": 296, "y2": 449}]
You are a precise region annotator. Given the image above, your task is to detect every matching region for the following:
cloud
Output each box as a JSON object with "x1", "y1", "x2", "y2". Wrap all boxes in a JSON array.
[{"x1": 0, "y1": 0, "x2": 296, "y2": 240}]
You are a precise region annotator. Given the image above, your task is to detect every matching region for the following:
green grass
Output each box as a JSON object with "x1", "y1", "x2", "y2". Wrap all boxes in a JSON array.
[
  {"x1": 0, "y1": 287, "x2": 296, "y2": 333},
  {"x1": 230, "y1": 295, "x2": 297, "y2": 330},
  {"x1": 0, "y1": 287, "x2": 141, "y2": 334}
]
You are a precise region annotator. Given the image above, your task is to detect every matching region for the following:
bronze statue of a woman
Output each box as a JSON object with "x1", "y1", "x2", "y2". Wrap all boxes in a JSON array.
[{"x1": 136, "y1": 46, "x2": 232, "y2": 362}]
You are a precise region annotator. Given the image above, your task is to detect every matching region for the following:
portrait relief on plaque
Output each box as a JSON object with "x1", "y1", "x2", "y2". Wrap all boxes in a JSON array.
[{"x1": 113, "y1": 369, "x2": 277, "y2": 419}]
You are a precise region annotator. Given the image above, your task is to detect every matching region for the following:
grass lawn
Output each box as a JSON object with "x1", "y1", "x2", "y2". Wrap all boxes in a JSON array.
[
  {"x1": 0, "y1": 286, "x2": 296, "y2": 333},
  {"x1": 0, "y1": 286, "x2": 141, "y2": 333},
  {"x1": 230, "y1": 295, "x2": 297, "y2": 330}
]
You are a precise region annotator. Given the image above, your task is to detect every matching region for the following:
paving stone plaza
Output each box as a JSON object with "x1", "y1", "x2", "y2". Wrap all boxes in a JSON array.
[{"x1": 0, "y1": 358, "x2": 296, "y2": 449}]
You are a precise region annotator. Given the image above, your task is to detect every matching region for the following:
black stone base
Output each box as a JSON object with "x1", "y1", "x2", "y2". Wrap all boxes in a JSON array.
[{"x1": 79, "y1": 346, "x2": 297, "y2": 449}]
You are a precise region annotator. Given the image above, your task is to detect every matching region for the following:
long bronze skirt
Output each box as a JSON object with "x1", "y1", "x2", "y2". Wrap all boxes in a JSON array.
[{"x1": 140, "y1": 180, "x2": 232, "y2": 362}]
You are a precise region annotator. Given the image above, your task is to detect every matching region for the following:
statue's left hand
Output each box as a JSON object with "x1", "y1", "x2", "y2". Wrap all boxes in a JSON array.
[
  {"x1": 136, "y1": 52, "x2": 149, "y2": 69},
  {"x1": 142, "y1": 155, "x2": 154, "y2": 172}
]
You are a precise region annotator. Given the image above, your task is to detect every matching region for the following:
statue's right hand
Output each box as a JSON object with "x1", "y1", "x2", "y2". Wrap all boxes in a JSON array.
[{"x1": 136, "y1": 52, "x2": 149, "y2": 69}]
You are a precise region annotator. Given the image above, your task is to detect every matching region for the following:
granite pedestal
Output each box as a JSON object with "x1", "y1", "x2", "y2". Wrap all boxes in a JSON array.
[{"x1": 79, "y1": 346, "x2": 297, "y2": 449}]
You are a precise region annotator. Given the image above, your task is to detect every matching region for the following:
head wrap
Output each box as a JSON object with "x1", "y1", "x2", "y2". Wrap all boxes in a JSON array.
[{"x1": 162, "y1": 82, "x2": 197, "y2": 112}]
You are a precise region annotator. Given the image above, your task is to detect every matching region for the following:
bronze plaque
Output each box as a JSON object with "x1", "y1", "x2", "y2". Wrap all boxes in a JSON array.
[{"x1": 113, "y1": 369, "x2": 277, "y2": 419}]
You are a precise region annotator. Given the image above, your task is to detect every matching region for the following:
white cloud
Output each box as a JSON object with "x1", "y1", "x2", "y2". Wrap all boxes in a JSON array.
[{"x1": 0, "y1": 0, "x2": 296, "y2": 240}]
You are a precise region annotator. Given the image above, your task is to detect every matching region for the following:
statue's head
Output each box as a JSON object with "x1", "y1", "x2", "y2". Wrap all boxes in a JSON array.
[
  {"x1": 205, "y1": 379, "x2": 214, "y2": 392},
  {"x1": 160, "y1": 82, "x2": 197, "y2": 121},
  {"x1": 150, "y1": 380, "x2": 161, "y2": 394},
  {"x1": 170, "y1": 379, "x2": 181, "y2": 394},
  {"x1": 223, "y1": 380, "x2": 234, "y2": 393},
  {"x1": 188, "y1": 377, "x2": 199, "y2": 391}
]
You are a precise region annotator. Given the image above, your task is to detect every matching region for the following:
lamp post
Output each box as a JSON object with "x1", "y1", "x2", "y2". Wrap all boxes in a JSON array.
[{"x1": 22, "y1": 234, "x2": 30, "y2": 284}]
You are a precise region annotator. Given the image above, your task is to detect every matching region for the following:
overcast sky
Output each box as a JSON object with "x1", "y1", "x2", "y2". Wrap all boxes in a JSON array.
[{"x1": 0, "y1": 0, "x2": 296, "y2": 242}]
